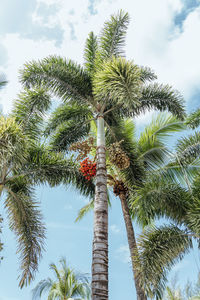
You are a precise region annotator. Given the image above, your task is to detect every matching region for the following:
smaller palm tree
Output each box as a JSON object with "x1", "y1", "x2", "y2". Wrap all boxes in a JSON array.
[{"x1": 32, "y1": 258, "x2": 91, "y2": 300}]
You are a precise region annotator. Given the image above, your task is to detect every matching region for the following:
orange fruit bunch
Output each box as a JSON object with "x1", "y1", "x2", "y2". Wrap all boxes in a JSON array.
[{"x1": 79, "y1": 158, "x2": 96, "y2": 181}]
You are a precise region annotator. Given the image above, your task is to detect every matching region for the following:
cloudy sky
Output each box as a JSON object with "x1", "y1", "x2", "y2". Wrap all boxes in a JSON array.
[{"x1": 0, "y1": 0, "x2": 200, "y2": 299}]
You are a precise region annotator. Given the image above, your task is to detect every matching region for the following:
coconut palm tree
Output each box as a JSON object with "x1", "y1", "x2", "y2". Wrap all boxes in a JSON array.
[
  {"x1": 32, "y1": 258, "x2": 91, "y2": 300},
  {"x1": 19, "y1": 11, "x2": 185, "y2": 299}
]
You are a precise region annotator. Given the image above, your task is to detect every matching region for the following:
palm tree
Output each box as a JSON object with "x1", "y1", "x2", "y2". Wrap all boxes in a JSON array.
[
  {"x1": 20, "y1": 11, "x2": 185, "y2": 299},
  {"x1": 129, "y1": 134, "x2": 200, "y2": 299},
  {"x1": 0, "y1": 88, "x2": 94, "y2": 288},
  {"x1": 32, "y1": 258, "x2": 91, "y2": 300},
  {"x1": 75, "y1": 113, "x2": 186, "y2": 299}
]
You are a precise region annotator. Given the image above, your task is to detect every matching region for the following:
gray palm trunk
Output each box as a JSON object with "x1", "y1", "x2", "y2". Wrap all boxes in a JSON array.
[
  {"x1": 119, "y1": 191, "x2": 147, "y2": 300},
  {"x1": 92, "y1": 115, "x2": 108, "y2": 299}
]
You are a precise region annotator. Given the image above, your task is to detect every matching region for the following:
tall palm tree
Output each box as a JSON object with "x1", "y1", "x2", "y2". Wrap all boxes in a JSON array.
[
  {"x1": 32, "y1": 258, "x2": 91, "y2": 300},
  {"x1": 20, "y1": 11, "x2": 185, "y2": 299},
  {"x1": 75, "y1": 113, "x2": 186, "y2": 299}
]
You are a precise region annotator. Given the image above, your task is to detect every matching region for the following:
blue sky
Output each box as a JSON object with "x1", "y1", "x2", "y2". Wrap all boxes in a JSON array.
[{"x1": 0, "y1": 0, "x2": 200, "y2": 299}]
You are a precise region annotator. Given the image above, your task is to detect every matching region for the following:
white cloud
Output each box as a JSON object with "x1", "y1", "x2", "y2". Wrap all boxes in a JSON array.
[
  {"x1": 1, "y1": 0, "x2": 200, "y2": 126},
  {"x1": 116, "y1": 244, "x2": 130, "y2": 263},
  {"x1": 110, "y1": 224, "x2": 120, "y2": 234}
]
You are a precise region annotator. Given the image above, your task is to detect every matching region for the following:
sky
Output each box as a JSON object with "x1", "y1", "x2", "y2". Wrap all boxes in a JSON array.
[{"x1": 0, "y1": 0, "x2": 200, "y2": 299}]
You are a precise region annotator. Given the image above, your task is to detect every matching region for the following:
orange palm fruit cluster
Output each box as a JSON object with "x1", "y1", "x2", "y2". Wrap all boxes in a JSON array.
[{"x1": 79, "y1": 158, "x2": 97, "y2": 181}]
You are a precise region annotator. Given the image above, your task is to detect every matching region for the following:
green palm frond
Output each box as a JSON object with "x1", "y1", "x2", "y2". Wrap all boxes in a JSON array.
[
  {"x1": 20, "y1": 56, "x2": 92, "y2": 105},
  {"x1": 99, "y1": 10, "x2": 129, "y2": 60},
  {"x1": 84, "y1": 32, "x2": 98, "y2": 74},
  {"x1": 44, "y1": 103, "x2": 92, "y2": 136},
  {"x1": 138, "y1": 113, "x2": 185, "y2": 170},
  {"x1": 20, "y1": 144, "x2": 95, "y2": 198},
  {"x1": 93, "y1": 56, "x2": 142, "y2": 108},
  {"x1": 12, "y1": 88, "x2": 51, "y2": 140},
  {"x1": 185, "y1": 198, "x2": 200, "y2": 240},
  {"x1": 4, "y1": 177, "x2": 45, "y2": 288},
  {"x1": 139, "y1": 66, "x2": 157, "y2": 83},
  {"x1": 186, "y1": 109, "x2": 200, "y2": 129},
  {"x1": 49, "y1": 120, "x2": 90, "y2": 152},
  {"x1": 130, "y1": 176, "x2": 191, "y2": 226},
  {"x1": 75, "y1": 200, "x2": 94, "y2": 222},
  {"x1": 135, "y1": 225, "x2": 192, "y2": 299},
  {"x1": 137, "y1": 83, "x2": 185, "y2": 120},
  {"x1": 176, "y1": 132, "x2": 200, "y2": 166}
]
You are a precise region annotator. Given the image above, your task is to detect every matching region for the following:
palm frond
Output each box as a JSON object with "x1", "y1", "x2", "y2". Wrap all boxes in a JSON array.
[
  {"x1": 44, "y1": 103, "x2": 92, "y2": 136},
  {"x1": 130, "y1": 176, "x2": 191, "y2": 226},
  {"x1": 49, "y1": 120, "x2": 90, "y2": 152},
  {"x1": 93, "y1": 56, "x2": 142, "y2": 109},
  {"x1": 99, "y1": 10, "x2": 129, "y2": 60},
  {"x1": 139, "y1": 66, "x2": 157, "y2": 83},
  {"x1": 32, "y1": 278, "x2": 53, "y2": 299},
  {"x1": 4, "y1": 177, "x2": 45, "y2": 288},
  {"x1": 135, "y1": 225, "x2": 192, "y2": 299},
  {"x1": 19, "y1": 144, "x2": 95, "y2": 198},
  {"x1": 186, "y1": 109, "x2": 200, "y2": 129},
  {"x1": 12, "y1": 88, "x2": 51, "y2": 140},
  {"x1": 137, "y1": 83, "x2": 185, "y2": 120},
  {"x1": 138, "y1": 113, "x2": 185, "y2": 170},
  {"x1": 176, "y1": 132, "x2": 200, "y2": 166},
  {"x1": 84, "y1": 32, "x2": 98, "y2": 74},
  {"x1": 75, "y1": 200, "x2": 94, "y2": 222},
  {"x1": 20, "y1": 56, "x2": 92, "y2": 105}
]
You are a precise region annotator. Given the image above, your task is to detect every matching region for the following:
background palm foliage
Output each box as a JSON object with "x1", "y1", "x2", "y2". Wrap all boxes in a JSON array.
[
  {"x1": 32, "y1": 258, "x2": 91, "y2": 300},
  {"x1": 0, "y1": 87, "x2": 95, "y2": 288}
]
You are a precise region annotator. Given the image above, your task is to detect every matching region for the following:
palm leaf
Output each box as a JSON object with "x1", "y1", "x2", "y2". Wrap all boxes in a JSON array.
[
  {"x1": 4, "y1": 177, "x2": 45, "y2": 288},
  {"x1": 93, "y1": 56, "x2": 142, "y2": 108},
  {"x1": 130, "y1": 176, "x2": 191, "y2": 226},
  {"x1": 99, "y1": 10, "x2": 129, "y2": 60},
  {"x1": 135, "y1": 225, "x2": 192, "y2": 299},
  {"x1": 12, "y1": 88, "x2": 51, "y2": 140},
  {"x1": 139, "y1": 66, "x2": 157, "y2": 83},
  {"x1": 84, "y1": 32, "x2": 98, "y2": 74},
  {"x1": 49, "y1": 120, "x2": 90, "y2": 152},
  {"x1": 138, "y1": 113, "x2": 185, "y2": 170},
  {"x1": 20, "y1": 56, "x2": 92, "y2": 105},
  {"x1": 136, "y1": 83, "x2": 185, "y2": 120},
  {"x1": 44, "y1": 103, "x2": 92, "y2": 136},
  {"x1": 75, "y1": 200, "x2": 94, "y2": 222},
  {"x1": 186, "y1": 109, "x2": 200, "y2": 129}
]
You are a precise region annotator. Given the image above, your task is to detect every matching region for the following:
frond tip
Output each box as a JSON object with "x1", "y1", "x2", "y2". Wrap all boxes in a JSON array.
[{"x1": 4, "y1": 179, "x2": 45, "y2": 288}]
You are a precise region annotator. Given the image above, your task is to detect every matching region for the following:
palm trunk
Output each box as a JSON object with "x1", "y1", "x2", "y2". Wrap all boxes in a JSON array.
[
  {"x1": 92, "y1": 115, "x2": 108, "y2": 300},
  {"x1": 119, "y1": 191, "x2": 146, "y2": 300}
]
